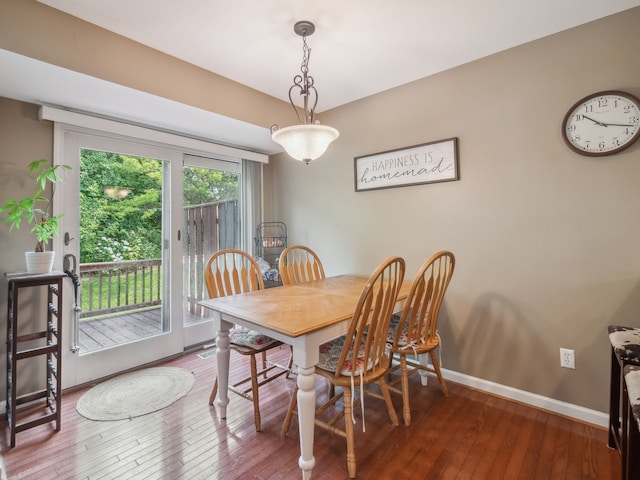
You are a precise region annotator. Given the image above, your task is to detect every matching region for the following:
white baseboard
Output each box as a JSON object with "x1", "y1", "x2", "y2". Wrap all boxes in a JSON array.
[{"x1": 441, "y1": 368, "x2": 608, "y2": 428}]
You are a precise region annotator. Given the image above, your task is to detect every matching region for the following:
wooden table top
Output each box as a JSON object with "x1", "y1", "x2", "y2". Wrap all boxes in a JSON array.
[{"x1": 199, "y1": 274, "x2": 411, "y2": 338}]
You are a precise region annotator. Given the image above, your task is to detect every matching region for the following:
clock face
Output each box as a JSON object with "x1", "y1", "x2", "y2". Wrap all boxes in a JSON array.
[{"x1": 562, "y1": 91, "x2": 640, "y2": 156}]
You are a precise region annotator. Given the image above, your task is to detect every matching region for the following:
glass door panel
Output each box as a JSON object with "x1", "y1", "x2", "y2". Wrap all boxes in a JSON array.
[
  {"x1": 182, "y1": 156, "x2": 240, "y2": 347},
  {"x1": 79, "y1": 149, "x2": 167, "y2": 352},
  {"x1": 60, "y1": 132, "x2": 183, "y2": 387}
]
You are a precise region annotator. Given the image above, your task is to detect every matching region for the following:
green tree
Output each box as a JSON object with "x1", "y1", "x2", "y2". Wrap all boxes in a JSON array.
[
  {"x1": 183, "y1": 167, "x2": 238, "y2": 206},
  {"x1": 80, "y1": 151, "x2": 162, "y2": 262},
  {"x1": 80, "y1": 152, "x2": 239, "y2": 263}
]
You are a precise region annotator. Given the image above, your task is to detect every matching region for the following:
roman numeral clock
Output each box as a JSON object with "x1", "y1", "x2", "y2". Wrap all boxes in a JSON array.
[{"x1": 562, "y1": 90, "x2": 640, "y2": 156}]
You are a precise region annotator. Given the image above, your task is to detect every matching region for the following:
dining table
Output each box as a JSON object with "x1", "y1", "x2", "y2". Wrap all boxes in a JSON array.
[{"x1": 199, "y1": 274, "x2": 411, "y2": 480}]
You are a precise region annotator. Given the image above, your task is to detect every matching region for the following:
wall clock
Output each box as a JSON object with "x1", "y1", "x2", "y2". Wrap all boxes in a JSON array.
[{"x1": 562, "y1": 90, "x2": 640, "y2": 156}]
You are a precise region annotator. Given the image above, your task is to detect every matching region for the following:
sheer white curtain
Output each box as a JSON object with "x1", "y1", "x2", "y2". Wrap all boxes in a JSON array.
[{"x1": 241, "y1": 159, "x2": 262, "y2": 257}]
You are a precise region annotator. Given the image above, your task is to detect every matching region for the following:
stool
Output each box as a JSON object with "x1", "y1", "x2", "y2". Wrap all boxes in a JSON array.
[
  {"x1": 623, "y1": 365, "x2": 640, "y2": 480},
  {"x1": 609, "y1": 326, "x2": 640, "y2": 455}
]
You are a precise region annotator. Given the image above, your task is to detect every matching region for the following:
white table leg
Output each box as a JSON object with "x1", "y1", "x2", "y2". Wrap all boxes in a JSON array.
[
  {"x1": 419, "y1": 353, "x2": 429, "y2": 386},
  {"x1": 296, "y1": 365, "x2": 317, "y2": 480},
  {"x1": 215, "y1": 319, "x2": 232, "y2": 418}
]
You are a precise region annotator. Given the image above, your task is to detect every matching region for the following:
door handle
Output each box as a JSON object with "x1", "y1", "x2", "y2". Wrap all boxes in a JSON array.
[{"x1": 64, "y1": 232, "x2": 75, "y2": 246}]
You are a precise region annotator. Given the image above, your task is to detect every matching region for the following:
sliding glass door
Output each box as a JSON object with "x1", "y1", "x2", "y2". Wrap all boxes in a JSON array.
[
  {"x1": 182, "y1": 155, "x2": 241, "y2": 346},
  {"x1": 60, "y1": 131, "x2": 184, "y2": 387},
  {"x1": 51, "y1": 113, "x2": 262, "y2": 389}
]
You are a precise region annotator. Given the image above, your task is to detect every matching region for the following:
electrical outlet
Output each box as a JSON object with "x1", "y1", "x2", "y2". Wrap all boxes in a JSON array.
[{"x1": 560, "y1": 348, "x2": 575, "y2": 369}]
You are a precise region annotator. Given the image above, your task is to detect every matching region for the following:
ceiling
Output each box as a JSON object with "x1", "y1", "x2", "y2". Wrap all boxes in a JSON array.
[
  {"x1": 4, "y1": 1, "x2": 640, "y2": 154},
  {"x1": 36, "y1": 0, "x2": 640, "y2": 111}
]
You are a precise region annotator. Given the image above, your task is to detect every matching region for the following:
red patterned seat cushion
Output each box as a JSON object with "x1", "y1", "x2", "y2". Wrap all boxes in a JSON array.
[
  {"x1": 317, "y1": 336, "x2": 376, "y2": 375},
  {"x1": 230, "y1": 327, "x2": 279, "y2": 350}
]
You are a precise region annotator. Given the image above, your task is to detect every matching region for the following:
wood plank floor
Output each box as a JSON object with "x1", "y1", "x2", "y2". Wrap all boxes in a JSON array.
[
  {"x1": 78, "y1": 308, "x2": 208, "y2": 352},
  {"x1": 78, "y1": 309, "x2": 164, "y2": 352},
  {"x1": 0, "y1": 347, "x2": 620, "y2": 479}
]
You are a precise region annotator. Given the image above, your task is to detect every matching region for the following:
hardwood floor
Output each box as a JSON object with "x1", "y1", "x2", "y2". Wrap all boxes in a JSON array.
[
  {"x1": 1, "y1": 347, "x2": 620, "y2": 479},
  {"x1": 78, "y1": 307, "x2": 207, "y2": 352},
  {"x1": 78, "y1": 309, "x2": 163, "y2": 351}
]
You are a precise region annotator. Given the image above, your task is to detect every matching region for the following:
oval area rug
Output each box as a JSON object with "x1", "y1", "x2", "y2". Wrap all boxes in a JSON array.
[{"x1": 76, "y1": 367, "x2": 195, "y2": 421}]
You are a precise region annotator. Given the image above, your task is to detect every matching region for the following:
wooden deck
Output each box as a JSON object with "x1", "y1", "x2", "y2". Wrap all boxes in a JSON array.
[
  {"x1": 78, "y1": 308, "x2": 211, "y2": 352},
  {"x1": 0, "y1": 348, "x2": 620, "y2": 479}
]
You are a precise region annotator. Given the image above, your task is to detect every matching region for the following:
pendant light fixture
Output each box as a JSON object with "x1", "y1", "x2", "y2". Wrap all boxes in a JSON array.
[{"x1": 271, "y1": 21, "x2": 339, "y2": 165}]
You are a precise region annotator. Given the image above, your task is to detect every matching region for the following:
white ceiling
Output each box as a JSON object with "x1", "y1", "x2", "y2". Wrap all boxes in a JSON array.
[
  {"x1": 36, "y1": 0, "x2": 640, "y2": 111},
  {"x1": 3, "y1": 1, "x2": 640, "y2": 154}
]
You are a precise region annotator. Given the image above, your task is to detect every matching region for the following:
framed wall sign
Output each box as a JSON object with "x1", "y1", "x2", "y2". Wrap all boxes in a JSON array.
[{"x1": 354, "y1": 137, "x2": 459, "y2": 192}]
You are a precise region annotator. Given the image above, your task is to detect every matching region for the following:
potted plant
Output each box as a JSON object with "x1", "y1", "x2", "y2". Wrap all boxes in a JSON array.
[{"x1": 0, "y1": 158, "x2": 72, "y2": 274}]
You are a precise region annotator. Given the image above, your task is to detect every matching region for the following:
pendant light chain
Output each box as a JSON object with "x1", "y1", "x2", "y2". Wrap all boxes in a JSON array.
[
  {"x1": 300, "y1": 33, "x2": 311, "y2": 77},
  {"x1": 290, "y1": 28, "x2": 317, "y2": 125}
]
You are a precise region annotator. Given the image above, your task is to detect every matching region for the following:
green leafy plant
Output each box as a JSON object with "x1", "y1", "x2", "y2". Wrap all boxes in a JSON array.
[{"x1": 0, "y1": 159, "x2": 72, "y2": 252}]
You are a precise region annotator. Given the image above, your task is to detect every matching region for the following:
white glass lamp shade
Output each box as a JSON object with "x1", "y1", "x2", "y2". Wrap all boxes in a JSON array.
[{"x1": 272, "y1": 124, "x2": 339, "y2": 164}]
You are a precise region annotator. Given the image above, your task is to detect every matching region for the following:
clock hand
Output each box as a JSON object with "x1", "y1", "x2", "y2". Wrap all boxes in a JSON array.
[
  {"x1": 605, "y1": 122, "x2": 636, "y2": 127},
  {"x1": 582, "y1": 115, "x2": 608, "y2": 127}
]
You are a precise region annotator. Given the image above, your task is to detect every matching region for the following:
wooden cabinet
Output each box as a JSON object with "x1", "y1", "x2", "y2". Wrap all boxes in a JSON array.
[{"x1": 5, "y1": 271, "x2": 64, "y2": 447}]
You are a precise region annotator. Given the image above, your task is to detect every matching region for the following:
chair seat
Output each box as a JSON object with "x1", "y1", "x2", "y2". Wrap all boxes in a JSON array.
[
  {"x1": 317, "y1": 336, "x2": 376, "y2": 376},
  {"x1": 623, "y1": 364, "x2": 640, "y2": 479},
  {"x1": 387, "y1": 312, "x2": 439, "y2": 350},
  {"x1": 387, "y1": 313, "x2": 417, "y2": 347},
  {"x1": 608, "y1": 325, "x2": 640, "y2": 364},
  {"x1": 229, "y1": 327, "x2": 280, "y2": 350},
  {"x1": 626, "y1": 365, "x2": 640, "y2": 431},
  {"x1": 609, "y1": 325, "x2": 640, "y2": 455}
]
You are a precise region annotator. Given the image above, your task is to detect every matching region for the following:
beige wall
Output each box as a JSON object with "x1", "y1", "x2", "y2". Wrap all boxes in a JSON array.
[
  {"x1": 270, "y1": 8, "x2": 640, "y2": 412},
  {"x1": 0, "y1": 0, "x2": 292, "y2": 129},
  {"x1": 1, "y1": 0, "x2": 639, "y2": 414},
  {"x1": 0, "y1": 99, "x2": 53, "y2": 267}
]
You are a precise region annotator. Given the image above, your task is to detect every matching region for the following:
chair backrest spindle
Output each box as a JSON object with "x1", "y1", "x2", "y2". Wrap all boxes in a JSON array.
[
  {"x1": 279, "y1": 245, "x2": 326, "y2": 286},
  {"x1": 205, "y1": 249, "x2": 264, "y2": 299},
  {"x1": 397, "y1": 251, "x2": 455, "y2": 347}
]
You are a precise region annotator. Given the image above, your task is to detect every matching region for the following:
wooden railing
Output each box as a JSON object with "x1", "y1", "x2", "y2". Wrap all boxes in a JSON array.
[
  {"x1": 79, "y1": 199, "x2": 239, "y2": 319},
  {"x1": 183, "y1": 199, "x2": 239, "y2": 318},
  {"x1": 80, "y1": 259, "x2": 162, "y2": 318}
]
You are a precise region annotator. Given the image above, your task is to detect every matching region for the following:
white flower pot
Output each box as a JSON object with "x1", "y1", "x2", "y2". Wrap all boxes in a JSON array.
[{"x1": 25, "y1": 251, "x2": 56, "y2": 274}]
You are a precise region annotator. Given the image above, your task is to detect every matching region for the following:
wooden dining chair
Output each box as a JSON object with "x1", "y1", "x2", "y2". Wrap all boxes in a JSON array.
[
  {"x1": 282, "y1": 256, "x2": 406, "y2": 479},
  {"x1": 279, "y1": 244, "x2": 325, "y2": 285},
  {"x1": 205, "y1": 248, "x2": 290, "y2": 432},
  {"x1": 386, "y1": 250, "x2": 455, "y2": 426}
]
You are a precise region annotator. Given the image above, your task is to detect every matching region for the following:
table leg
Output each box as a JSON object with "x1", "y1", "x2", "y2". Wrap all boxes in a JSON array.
[
  {"x1": 296, "y1": 365, "x2": 317, "y2": 480},
  {"x1": 215, "y1": 321, "x2": 231, "y2": 419},
  {"x1": 419, "y1": 353, "x2": 429, "y2": 386}
]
